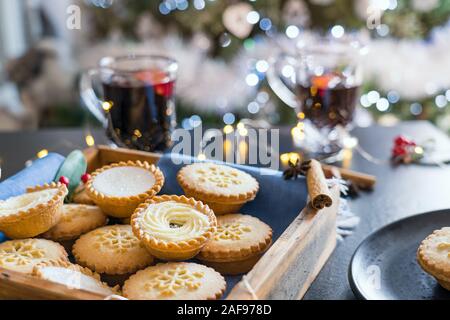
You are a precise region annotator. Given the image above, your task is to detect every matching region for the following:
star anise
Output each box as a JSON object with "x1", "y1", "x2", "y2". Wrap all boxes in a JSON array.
[{"x1": 283, "y1": 159, "x2": 311, "y2": 180}]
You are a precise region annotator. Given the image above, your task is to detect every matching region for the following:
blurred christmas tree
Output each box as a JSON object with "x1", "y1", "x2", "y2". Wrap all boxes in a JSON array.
[{"x1": 84, "y1": 0, "x2": 450, "y2": 131}]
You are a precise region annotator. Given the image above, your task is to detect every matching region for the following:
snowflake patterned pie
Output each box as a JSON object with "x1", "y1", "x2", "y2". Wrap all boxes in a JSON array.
[
  {"x1": 417, "y1": 227, "x2": 450, "y2": 291},
  {"x1": 0, "y1": 239, "x2": 69, "y2": 274},
  {"x1": 72, "y1": 224, "x2": 154, "y2": 275},
  {"x1": 177, "y1": 163, "x2": 259, "y2": 215},
  {"x1": 198, "y1": 214, "x2": 272, "y2": 275},
  {"x1": 41, "y1": 204, "x2": 108, "y2": 241},
  {"x1": 32, "y1": 261, "x2": 118, "y2": 297},
  {"x1": 86, "y1": 161, "x2": 164, "y2": 218},
  {"x1": 122, "y1": 262, "x2": 225, "y2": 300},
  {"x1": 0, "y1": 182, "x2": 67, "y2": 239},
  {"x1": 131, "y1": 195, "x2": 217, "y2": 261}
]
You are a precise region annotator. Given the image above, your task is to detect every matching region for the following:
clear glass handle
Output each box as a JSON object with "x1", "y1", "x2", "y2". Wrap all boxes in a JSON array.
[
  {"x1": 79, "y1": 69, "x2": 107, "y2": 127},
  {"x1": 266, "y1": 54, "x2": 300, "y2": 110}
]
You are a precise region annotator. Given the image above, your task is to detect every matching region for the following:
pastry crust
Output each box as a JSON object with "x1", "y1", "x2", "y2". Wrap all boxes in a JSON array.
[
  {"x1": 0, "y1": 239, "x2": 69, "y2": 274},
  {"x1": 417, "y1": 227, "x2": 450, "y2": 290},
  {"x1": 41, "y1": 204, "x2": 108, "y2": 241},
  {"x1": 72, "y1": 224, "x2": 154, "y2": 275},
  {"x1": 177, "y1": 163, "x2": 259, "y2": 215},
  {"x1": 197, "y1": 214, "x2": 272, "y2": 274},
  {"x1": 86, "y1": 161, "x2": 164, "y2": 218},
  {"x1": 32, "y1": 260, "x2": 119, "y2": 296},
  {"x1": 0, "y1": 182, "x2": 67, "y2": 238},
  {"x1": 72, "y1": 184, "x2": 95, "y2": 205},
  {"x1": 122, "y1": 262, "x2": 226, "y2": 300},
  {"x1": 131, "y1": 195, "x2": 217, "y2": 261}
]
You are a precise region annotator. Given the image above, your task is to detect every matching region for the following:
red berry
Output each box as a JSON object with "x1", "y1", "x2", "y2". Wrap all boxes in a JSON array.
[
  {"x1": 81, "y1": 173, "x2": 91, "y2": 184},
  {"x1": 394, "y1": 135, "x2": 411, "y2": 146},
  {"x1": 59, "y1": 176, "x2": 70, "y2": 186},
  {"x1": 392, "y1": 146, "x2": 407, "y2": 157}
]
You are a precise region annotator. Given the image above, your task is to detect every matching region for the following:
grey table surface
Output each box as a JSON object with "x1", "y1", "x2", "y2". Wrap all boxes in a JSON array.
[{"x1": 1, "y1": 120, "x2": 450, "y2": 300}]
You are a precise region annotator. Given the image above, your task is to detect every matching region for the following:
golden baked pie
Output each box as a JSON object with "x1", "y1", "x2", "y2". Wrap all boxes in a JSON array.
[
  {"x1": 32, "y1": 261, "x2": 118, "y2": 296},
  {"x1": 177, "y1": 163, "x2": 259, "y2": 215},
  {"x1": 0, "y1": 239, "x2": 69, "y2": 274},
  {"x1": 122, "y1": 262, "x2": 226, "y2": 300},
  {"x1": 198, "y1": 214, "x2": 272, "y2": 275},
  {"x1": 41, "y1": 204, "x2": 108, "y2": 241},
  {"x1": 0, "y1": 183, "x2": 67, "y2": 238},
  {"x1": 131, "y1": 195, "x2": 216, "y2": 261},
  {"x1": 86, "y1": 161, "x2": 164, "y2": 218},
  {"x1": 417, "y1": 227, "x2": 450, "y2": 290},
  {"x1": 72, "y1": 224, "x2": 154, "y2": 275},
  {"x1": 72, "y1": 184, "x2": 95, "y2": 205}
]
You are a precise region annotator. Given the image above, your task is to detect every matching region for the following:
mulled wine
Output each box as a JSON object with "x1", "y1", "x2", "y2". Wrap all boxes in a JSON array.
[
  {"x1": 297, "y1": 74, "x2": 358, "y2": 129},
  {"x1": 80, "y1": 55, "x2": 178, "y2": 152},
  {"x1": 102, "y1": 70, "x2": 176, "y2": 152}
]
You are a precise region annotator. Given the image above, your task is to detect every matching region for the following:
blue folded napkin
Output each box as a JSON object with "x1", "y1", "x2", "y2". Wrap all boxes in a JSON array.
[
  {"x1": 158, "y1": 153, "x2": 308, "y2": 239},
  {"x1": 0, "y1": 153, "x2": 65, "y2": 201},
  {"x1": 0, "y1": 152, "x2": 65, "y2": 243}
]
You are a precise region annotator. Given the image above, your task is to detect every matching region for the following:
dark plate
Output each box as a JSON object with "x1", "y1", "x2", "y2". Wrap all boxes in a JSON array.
[{"x1": 349, "y1": 210, "x2": 450, "y2": 300}]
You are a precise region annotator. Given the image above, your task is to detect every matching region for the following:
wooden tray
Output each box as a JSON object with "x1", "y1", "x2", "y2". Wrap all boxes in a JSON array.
[{"x1": 0, "y1": 146, "x2": 340, "y2": 300}]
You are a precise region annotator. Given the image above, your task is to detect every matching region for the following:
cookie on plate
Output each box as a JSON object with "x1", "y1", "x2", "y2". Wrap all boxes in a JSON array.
[
  {"x1": 122, "y1": 262, "x2": 226, "y2": 300},
  {"x1": 131, "y1": 195, "x2": 216, "y2": 261},
  {"x1": 0, "y1": 239, "x2": 69, "y2": 274},
  {"x1": 72, "y1": 224, "x2": 154, "y2": 275},
  {"x1": 41, "y1": 204, "x2": 108, "y2": 241},
  {"x1": 86, "y1": 161, "x2": 164, "y2": 218},
  {"x1": 417, "y1": 227, "x2": 450, "y2": 290},
  {"x1": 177, "y1": 163, "x2": 259, "y2": 215},
  {"x1": 32, "y1": 261, "x2": 118, "y2": 296},
  {"x1": 197, "y1": 214, "x2": 272, "y2": 275},
  {"x1": 0, "y1": 183, "x2": 67, "y2": 238}
]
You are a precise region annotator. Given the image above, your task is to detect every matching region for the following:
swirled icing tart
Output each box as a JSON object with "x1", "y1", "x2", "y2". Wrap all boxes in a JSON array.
[
  {"x1": 122, "y1": 262, "x2": 225, "y2": 300},
  {"x1": 417, "y1": 227, "x2": 450, "y2": 291},
  {"x1": 177, "y1": 163, "x2": 259, "y2": 215},
  {"x1": 0, "y1": 183, "x2": 67, "y2": 239},
  {"x1": 86, "y1": 161, "x2": 164, "y2": 218},
  {"x1": 198, "y1": 214, "x2": 272, "y2": 275},
  {"x1": 0, "y1": 239, "x2": 69, "y2": 274},
  {"x1": 131, "y1": 195, "x2": 217, "y2": 261},
  {"x1": 72, "y1": 224, "x2": 154, "y2": 275},
  {"x1": 32, "y1": 261, "x2": 118, "y2": 297},
  {"x1": 41, "y1": 204, "x2": 108, "y2": 241}
]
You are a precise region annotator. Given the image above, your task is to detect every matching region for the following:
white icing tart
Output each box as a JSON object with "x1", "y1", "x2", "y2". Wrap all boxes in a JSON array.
[
  {"x1": 131, "y1": 195, "x2": 216, "y2": 261},
  {"x1": 92, "y1": 166, "x2": 155, "y2": 197},
  {"x1": 139, "y1": 201, "x2": 210, "y2": 242},
  {"x1": 0, "y1": 189, "x2": 59, "y2": 217}
]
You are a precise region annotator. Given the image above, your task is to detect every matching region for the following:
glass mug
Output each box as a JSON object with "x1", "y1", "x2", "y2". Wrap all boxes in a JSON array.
[
  {"x1": 267, "y1": 37, "x2": 363, "y2": 158},
  {"x1": 80, "y1": 55, "x2": 178, "y2": 152}
]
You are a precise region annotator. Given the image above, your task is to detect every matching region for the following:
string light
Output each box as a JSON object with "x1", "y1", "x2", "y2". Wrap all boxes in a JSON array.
[
  {"x1": 285, "y1": 25, "x2": 300, "y2": 39},
  {"x1": 238, "y1": 127, "x2": 248, "y2": 136},
  {"x1": 246, "y1": 11, "x2": 260, "y2": 24},
  {"x1": 223, "y1": 125, "x2": 234, "y2": 134},
  {"x1": 247, "y1": 101, "x2": 260, "y2": 114},
  {"x1": 102, "y1": 101, "x2": 113, "y2": 111},
  {"x1": 331, "y1": 25, "x2": 344, "y2": 38},
  {"x1": 245, "y1": 73, "x2": 259, "y2": 86},
  {"x1": 255, "y1": 60, "x2": 269, "y2": 73},
  {"x1": 223, "y1": 113, "x2": 235, "y2": 125},
  {"x1": 36, "y1": 149, "x2": 49, "y2": 159},
  {"x1": 197, "y1": 153, "x2": 206, "y2": 160},
  {"x1": 85, "y1": 135, "x2": 95, "y2": 147}
]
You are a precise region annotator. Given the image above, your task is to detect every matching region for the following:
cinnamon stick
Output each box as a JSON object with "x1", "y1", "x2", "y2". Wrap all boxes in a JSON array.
[
  {"x1": 321, "y1": 164, "x2": 376, "y2": 189},
  {"x1": 307, "y1": 159, "x2": 333, "y2": 210}
]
